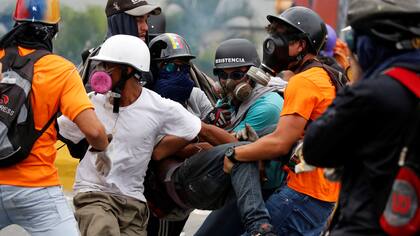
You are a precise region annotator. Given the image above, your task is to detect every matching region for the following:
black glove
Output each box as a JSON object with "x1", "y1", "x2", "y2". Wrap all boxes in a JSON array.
[{"x1": 202, "y1": 103, "x2": 232, "y2": 128}]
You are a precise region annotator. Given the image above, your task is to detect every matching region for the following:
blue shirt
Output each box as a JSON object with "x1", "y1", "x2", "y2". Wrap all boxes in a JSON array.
[{"x1": 232, "y1": 92, "x2": 285, "y2": 190}]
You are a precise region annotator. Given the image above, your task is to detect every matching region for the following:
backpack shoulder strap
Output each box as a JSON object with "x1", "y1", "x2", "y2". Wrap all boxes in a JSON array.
[
  {"x1": 0, "y1": 47, "x2": 20, "y2": 71},
  {"x1": 384, "y1": 67, "x2": 420, "y2": 98},
  {"x1": 1, "y1": 46, "x2": 50, "y2": 80},
  {"x1": 299, "y1": 59, "x2": 347, "y2": 91},
  {"x1": 1, "y1": 47, "x2": 50, "y2": 81}
]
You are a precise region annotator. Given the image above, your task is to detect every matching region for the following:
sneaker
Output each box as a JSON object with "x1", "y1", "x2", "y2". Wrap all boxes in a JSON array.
[{"x1": 251, "y1": 223, "x2": 277, "y2": 236}]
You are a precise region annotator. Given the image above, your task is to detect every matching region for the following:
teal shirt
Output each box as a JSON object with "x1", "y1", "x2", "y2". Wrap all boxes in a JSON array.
[
  {"x1": 232, "y1": 92, "x2": 285, "y2": 190},
  {"x1": 232, "y1": 92, "x2": 283, "y2": 133}
]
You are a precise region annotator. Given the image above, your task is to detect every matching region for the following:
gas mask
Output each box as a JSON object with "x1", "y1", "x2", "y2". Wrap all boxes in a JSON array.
[
  {"x1": 261, "y1": 33, "x2": 305, "y2": 76},
  {"x1": 217, "y1": 70, "x2": 253, "y2": 102},
  {"x1": 261, "y1": 34, "x2": 290, "y2": 76},
  {"x1": 225, "y1": 79, "x2": 252, "y2": 102},
  {"x1": 89, "y1": 64, "x2": 114, "y2": 94}
]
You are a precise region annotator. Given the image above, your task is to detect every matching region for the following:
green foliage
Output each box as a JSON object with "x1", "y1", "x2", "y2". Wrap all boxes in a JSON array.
[{"x1": 54, "y1": 6, "x2": 106, "y2": 64}]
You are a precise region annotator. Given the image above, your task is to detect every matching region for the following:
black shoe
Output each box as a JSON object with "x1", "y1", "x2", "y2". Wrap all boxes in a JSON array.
[{"x1": 251, "y1": 223, "x2": 277, "y2": 236}]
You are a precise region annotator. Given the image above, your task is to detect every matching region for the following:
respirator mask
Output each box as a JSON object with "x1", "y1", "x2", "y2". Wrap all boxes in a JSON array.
[
  {"x1": 218, "y1": 70, "x2": 252, "y2": 102},
  {"x1": 89, "y1": 63, "x2": 115, "y2": 94},
  {"x1": 247, "y1": 33, "x2": 304, "y2": 82}
]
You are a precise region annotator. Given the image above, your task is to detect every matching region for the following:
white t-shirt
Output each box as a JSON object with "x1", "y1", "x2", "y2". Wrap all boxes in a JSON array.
[
  {"x1": 186, "y1": 87, "x2": 213, "y2": 120},
  {"x1": 58, "y1": 88, "x2": 201, "y2": 202}
]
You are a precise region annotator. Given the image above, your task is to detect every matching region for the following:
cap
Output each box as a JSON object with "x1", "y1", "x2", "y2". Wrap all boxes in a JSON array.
[{"x1": 106, "y1": 0, "x2": 161, "y2": 17}]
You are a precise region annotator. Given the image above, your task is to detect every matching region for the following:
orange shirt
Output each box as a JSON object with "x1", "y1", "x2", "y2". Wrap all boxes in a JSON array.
[
  {"x1": 281, "y1": 67, "x2": 340, "y2": 202},
  {"x1": 0, "y1": 47, "x2": 93, "y2": 187}
]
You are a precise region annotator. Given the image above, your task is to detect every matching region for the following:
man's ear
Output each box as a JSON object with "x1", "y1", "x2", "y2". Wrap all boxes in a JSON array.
[
  {"x1": 298, "y1": 39, "x2": 307, "y2": 53},
  {"x1": 127, "y1": 66, "x2": 134, "y2": 74}
]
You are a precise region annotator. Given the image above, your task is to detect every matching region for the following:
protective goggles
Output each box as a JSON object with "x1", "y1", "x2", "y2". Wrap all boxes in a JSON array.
[
  {"x1": 161, "y1": 62, "x2": 190, "y2": 73},
  {"x1": 217, "y1": 70, "x2": 247, "y2": 80}
]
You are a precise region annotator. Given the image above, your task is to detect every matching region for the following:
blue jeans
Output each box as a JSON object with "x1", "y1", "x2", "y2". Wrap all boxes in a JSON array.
[
  {"x1": 172, "y1": 142, "x2": 271, "y2": 234},
  {"x1": 0, "y1": 185, "x2": 79, "y2": 236},
  {"x1": 195, "y1": 188, "x2": 278, "y2": 236},
  {"x1": 266, "y1": 185, "x2": 335, "y2": 236}
]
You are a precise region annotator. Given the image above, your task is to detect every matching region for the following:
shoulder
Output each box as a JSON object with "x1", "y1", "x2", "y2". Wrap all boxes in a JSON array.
[
  {"x1": 191, "y1": 87, "x2": 205, "y2": 95},
  {"x1": 142, "y1": 88, "x2": 186, "y2": 110},
  {"x1": 348, "y1": 74, "x2": 415, "y2": 111},
  {"x1": 189, "y1": 87, "x2": 207, "y2": 100},
  {"x1": 287, "y1": 67, "x2": 333, "y2": 93},
  {"x1": 287, "y1": 71, "x2": 321, "y2": 92},
  {"x1": 253, "y1": 92, "x2": 283, "y2": 108},
  {"x1": 299, "y1": 67, "x2": 330, "y2": 82},
  {"x1": 38, "y1": 53, "x2": 76, "y2": 68},
  {"x1": 249, "y1": 92, "x2": 283, "y2": 115},
  {"x1": 35, "y1": 53, "x2": 78, "y2": 77}
]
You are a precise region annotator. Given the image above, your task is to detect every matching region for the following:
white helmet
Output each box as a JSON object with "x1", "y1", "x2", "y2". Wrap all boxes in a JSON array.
[{"x1": 90, "y1": 35, "x2": 150, "y2": 72}]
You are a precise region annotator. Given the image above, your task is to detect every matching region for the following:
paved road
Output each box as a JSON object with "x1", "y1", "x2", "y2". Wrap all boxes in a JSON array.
[{"x1": 0, "y1": 210, "x2": 210, "y2": 236}]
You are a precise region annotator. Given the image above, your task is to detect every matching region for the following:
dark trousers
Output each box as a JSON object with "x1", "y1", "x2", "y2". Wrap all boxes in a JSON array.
[
  {"x1": 146, "y1": 215, "x2": 188, "y2": 236},
  {"x1": 171, "y1": 142, "x2": 271, "y2": 234}
]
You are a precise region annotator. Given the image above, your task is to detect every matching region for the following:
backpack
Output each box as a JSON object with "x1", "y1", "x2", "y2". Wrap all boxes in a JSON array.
[
  {"x1": 0, "y1": 46, "x2": 56, "y2": 167},
  {"x1": 380, "y1": 67, "x2": 420, "y2": 236}
]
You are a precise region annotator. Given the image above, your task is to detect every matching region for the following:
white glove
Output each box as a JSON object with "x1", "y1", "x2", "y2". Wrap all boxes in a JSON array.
[
  {"x1": 234, "y1": 124, "x2": 259, "y2": 142},
  {"x1": 94, "y1": 144, "x2": 113, "y2": 177},
  {"x1": 292, "y1": 141, "x2": 316, "y2": 174}
]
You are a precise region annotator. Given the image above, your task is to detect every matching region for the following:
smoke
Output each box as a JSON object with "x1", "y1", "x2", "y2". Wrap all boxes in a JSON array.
[{"x1": 163, "y1": 0, "x2": 275, "y2": 77}]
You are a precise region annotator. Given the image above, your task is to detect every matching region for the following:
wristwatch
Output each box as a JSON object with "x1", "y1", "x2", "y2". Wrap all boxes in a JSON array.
[{"x1": 225, "y1": 147, "x2": 240, "y2": 163}]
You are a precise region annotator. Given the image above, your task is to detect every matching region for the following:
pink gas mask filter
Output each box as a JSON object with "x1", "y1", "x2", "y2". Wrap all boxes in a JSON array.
[{"x1": 89, "y1": 70, "x2": 113, "y2": 94}]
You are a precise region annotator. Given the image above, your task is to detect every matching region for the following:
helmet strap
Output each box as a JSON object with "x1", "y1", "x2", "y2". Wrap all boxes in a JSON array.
[{"x1": 112, "y1": 66, "x2": 129, "y2": 113}]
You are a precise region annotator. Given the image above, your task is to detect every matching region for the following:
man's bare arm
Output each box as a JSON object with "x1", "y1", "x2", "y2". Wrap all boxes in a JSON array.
[
  {"x1": 234, "y1": 114, "x2": 307, "y2": 161},
  {"x1": 152, "y1": 122, "x2": 237, "y2": 161},
  {"x1": 73, "y1": 108, "x2": 108, "y2": 151},
  {"x1": 198, "y1": 122, "x2": 237, "y2": 146},
  {"x1": 152, "y1": 135, "x2": 191, "y2": 161}
]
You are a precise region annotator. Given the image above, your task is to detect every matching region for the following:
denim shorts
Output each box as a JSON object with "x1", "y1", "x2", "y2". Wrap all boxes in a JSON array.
[{"x1": 0, "y1": 185, "x2": 79, "y2": 236}]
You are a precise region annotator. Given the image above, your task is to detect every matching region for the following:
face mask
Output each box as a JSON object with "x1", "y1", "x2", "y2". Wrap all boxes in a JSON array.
[
  {"x1": 261, "y1": 34, "x2": 290, "y2": 75},
  {"x1": 153, "y1": 65, "x2": 194, "y2": 104},
  {"x1": 89, "y1": 70, "x2": 113, "y2": 94},
  {"x1": 225, "y1": 79, "x2": 253, "y2": 102}
]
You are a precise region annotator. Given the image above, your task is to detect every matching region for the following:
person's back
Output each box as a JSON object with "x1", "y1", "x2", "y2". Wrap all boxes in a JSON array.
[
  {"x1": 0, "y1": 1, "x2": 108, "y2": 235},
  {"x1": 0, "y1": 47, "x2": 92, "y2": 186},
  {"x1": 303, "y1": 0, "x2": 420, "y2": 235},
  {"x1": 332, "y1": 75, "x2": 417, "y2": 235}
]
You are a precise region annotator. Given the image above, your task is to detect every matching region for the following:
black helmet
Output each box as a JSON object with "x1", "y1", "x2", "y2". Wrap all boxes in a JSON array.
[
  {"x1": 348, "y1": 0, "x2": 420, "y2": 47},
  {"x1": 213, "y1": 38, "x2": 261, "y2": 75},
  {"x1": 267, "y1": 6, "x2": 327, "y2": 54},
  {"x1": 148, "y1": 12, "x2": 166, "y2": 39},
  {"x1": 149, "y1": 33, "x2": 195, "y2": 61}
]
